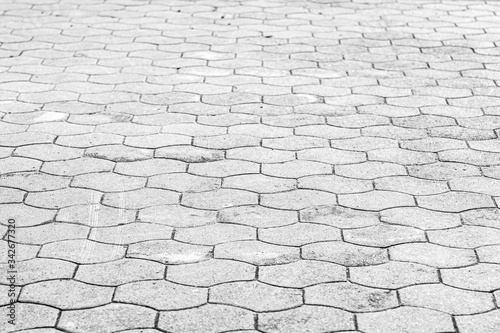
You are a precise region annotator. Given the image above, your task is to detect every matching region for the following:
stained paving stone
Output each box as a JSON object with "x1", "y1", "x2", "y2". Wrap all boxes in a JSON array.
[
  {"x1": 85, "y1": 144, "x2": 152, "y2": 162},
  {"x1": 305, "y1": 282, "x2": 398, "y2": 312},
  {"x1": 19, "y1": 279, "x2": 114, "y2": 309},
  {"x1": 158, "y1": 304, "x2": 255, "y2": 333},
  {"x1": 58, "y1": 304, "x2": 156, "y2": 333},
  {"x1": 357, "y1": 306, "x2": 455, "y2": 333},
  {"x1": 400, "y1": 284, "x2": 495, "y2": 315},
  {"x1": 155, "y1": 145, "x2": 224, "y2": 162},
  {"x1": 115, "y1": 280, "x2": 207, "y2": 310},
  {"x1": 461, "y1": 208, "x2": 500, "y2": 229},
  {"x1": 210, "y1": 281, "x2": 302, "y2": 312},
  {"x1": 258, "y1": 306, "x2": 355, "y2": 333},
  {"x1": 302, "y1": 241, "x2": 388, "y2": 267},
  {"x1": 75, "y1": 258, "x2": 165, "y2": 286},
  {"x1": 215, "y1": 240, "x2": 300, "y2": 265},
  {"x1": 300, "y1": 205, "x2": 379, "y2": 229},
  {"x1": 128, "y1": 240, "x2": 212, "y2": 264}
]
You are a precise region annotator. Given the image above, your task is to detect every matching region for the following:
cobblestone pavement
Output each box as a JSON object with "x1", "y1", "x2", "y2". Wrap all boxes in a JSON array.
[{"x1": 1, "y1": 0, "x2": 500, "y2": 332}]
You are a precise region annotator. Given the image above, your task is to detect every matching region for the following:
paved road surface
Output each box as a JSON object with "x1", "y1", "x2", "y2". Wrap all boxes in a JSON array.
[{"x1": 1, "y1": 0, "x2": 500, "y2": 332}]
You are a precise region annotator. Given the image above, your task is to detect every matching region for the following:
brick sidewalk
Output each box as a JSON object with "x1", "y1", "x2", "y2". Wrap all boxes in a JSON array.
[{"x1": 1, "y1": 0, "x2": 500, "y2": 332}]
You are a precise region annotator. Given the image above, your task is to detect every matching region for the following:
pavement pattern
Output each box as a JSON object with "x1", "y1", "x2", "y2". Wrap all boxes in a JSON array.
[{"x1": 1, "y1": 0, "x2": 500, "y2": 332}]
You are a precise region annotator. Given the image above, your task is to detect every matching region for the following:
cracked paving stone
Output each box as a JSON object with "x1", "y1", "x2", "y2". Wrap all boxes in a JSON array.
[
  {"x1": 74, "y1": 258, "x2": 165, "y2": 286},
  {"x1": 167, "y1": 259, "x2": 255, "y2": 287},
  {"x1": 300, "y1": 205, "x2": 379, "y2": 229},
  {"x1": 217, "y1": 205, "x2": 297, "y2": 228},
  {"x1": 215, "y1": 240, "x2": 299, "y2": 265},
  {"x1": 158, "y1": 304, "x2": 254, "y2": 333},
  {"x1": 259, "y1": 260, "x2": 346, "y2": 288},
  {"x1": 102, "y1": 188, "x2": 179, "y2": 209},
  {"x1": 259, "y1": 223, "x2": 341, "y2": 246},
  {"x1": 58, "y1": 304, "x2": 156, "y2": 333},
  {"x1": 400, "y1": 284, "x2": 495, "y2": 315},
  {"x1": 139, "y1": 205, "x2": 217, "y2": 227},
  {"x1": 305, "y1": 282, "x2": 398, "y2": 312},
  {"x1": 115, "y1": 280, "x2": 207, "y2": 310},
  {"x1": 357, "y1": 306, "x2": 454, "y2": 333},
  {"x1": 39, "y1": 239, "x2": 126, "y2": 264},
  {"x1": 350, "y1": 261, "x2": 439, "y2": 289},
  {"x1": 19, "y1": 279, "x2": 114, "y2": 309},
  {"x1": 302, "y1": 241, "x2": 388, "y2": 267},
  {"x1": 128, "y1": 240, "x2": 212, "y2": 264},
  {"x1": 390, "y1": 243, "x2": 477, "y2": 268},
  {"x1": 210, "y1": 281, "x2": 302, "y2": 312}
]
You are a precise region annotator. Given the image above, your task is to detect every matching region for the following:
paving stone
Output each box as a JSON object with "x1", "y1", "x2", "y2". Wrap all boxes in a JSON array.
[
  {"x1": 149, "y1": 173, "x2": 220, "y2": 192},
  {"x1": 39, "y1": 239, "x2": 126, "y2": 264},
  {"x1": 75, "y1": 258, "x2": 165, "y2": 286},
  {"x1": 336, "y1": 161, "x2": 406, "y2": 179},
  {"x1": 0, "y1": 303, "x2": 59, "y2": 332},
  {"x1": 128, "y1": 239, "x2": 212, "y2": 264},
  {"x1": 0, "y1": 258, "x2": 76, "y2": 285},
  {"x1": 58, "y1": 304, "x2": 156, "y2": 333},
  {"x1": 223, "y1": 174, "x2": 295, "y2": 193},
  {"x1": 15, "y1": 143, "x2": 83, "y2": 161},
  {"x1": 298, "y1": 147, "x2": 366, "y2": 164},
  {"x1": 358, "y1": 307, "x2": 454, "y2": 333},
  {"x1": 302, "y1": 241, "x2": 388, "y2": 267},
  {"x1": 19, "y1": 279, "x2": 113, "y2": 309},
  {"x1": 85, "y1": 144, "x2": 153, "y2": 162},
  {"x1": 217, "y1": 205, "x2": 297, "y2": 228},
  {"x1": 155, "y1": 145, "x2": 224, "y2": 162},
  {"x1": 210, "y1": 281, "x2": 302, "y2": 312},
  {"x1": 182, "y1": 189, "x2": 258, "y2": 209},
  {"x1": 305, "y1": 282, "x2": 398, "y2": 312},
  {"x1": 115, "y1": 280, "x2": 207, "y2": 310},
  {"x1": 441, "y1": 264, "x2": 500, "y2": 292},
  {"x1": 263, "y1": 136, "x2": 329, "y2": 150},
  {"x1": 175, "y1": 223, "x2": 256, "y2": 245},
  {"x1": 339, "y1": 190, "x2": 415, "y2": 211},
  {"x1": 25, "y1": 188, "x2": 102, "y2": 208},
  {"x1": 258, "y1": 305, "x2": 354, "y2": 333},
  {"x1": 450, "y1": 176, "x2": 500, "y2": 196},
  {"x1": 158, "y1": 304, "x2": 254, "y2": 333},
  {"x1": 400, "y1": 283, "x2": 495, "y2": 315},
  {"x1": 0, "y1": 240, "x2": 39, "y2": 263},
  {"x1": 139, "y1": 205, "x2": 217, "y2": 227},
  {"x1": 428, "y1": 226, "x2": 500, "y2": 248},
  {"x1": 456, "y1": 310, "x2": 500, "y2": 333},
  {"x1": 90, "y1": 222, "x2": 173, "y2": 244},
  {"x1": 188, "y1": 159, "x2": 259, "y2": 177},
  {"x1": 17, "y1": 222, "x2": 89, "y2": 245},
  {"x1": 72, "y1": 172, "x2": 146, "y2": 192},
  {"x1": 417, "y1": 192, "x2": 495, "y2": 212},
  {"x1": 461, "y1": 208, "x2": 500, "y2": 229},
  {"x1": 259, "y1": 223, "x2": 341, "y2": 246},
  {"x1": 259, "y1": 260, "x2": 346, "y2": 288},
  {"x1": 41, "y1": 157, "x2": 115, "y2": 176},
  {"x1": 300, "y1": 205, "x2": 379, "y2": 228},
  {"x1": 168, "y1": 259, "x2": 255, "y2": 287},
  {"x1": 298, "y1": 174, "x2": 372, "y2": 194},
  {"x1": 226, "y1": 146, "x2": 295, "y2": 163},
  {"x1": 390, "y1": 242, "x2": 477, "y2": 268},
  {"x1": 262, "y1": 160, "x2": 332, "y2": 178},
  {"x1": 261, "y1": 189, "x2": 336, "y2": 210},
  {"x1": 408, "y1": 161, "x2": 481, "y2": 180},
  {"x1": 215, "y1": 240, "x2": 299, "y2": 265},
  {"x1": 57, "y1": 204, "x2": 136, "y2": 227}
]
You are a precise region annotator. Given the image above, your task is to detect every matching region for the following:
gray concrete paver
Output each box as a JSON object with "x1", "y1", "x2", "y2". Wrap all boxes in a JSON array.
[{"x1": 2, "y1": 0, "x2": 500, "y2": 331}]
